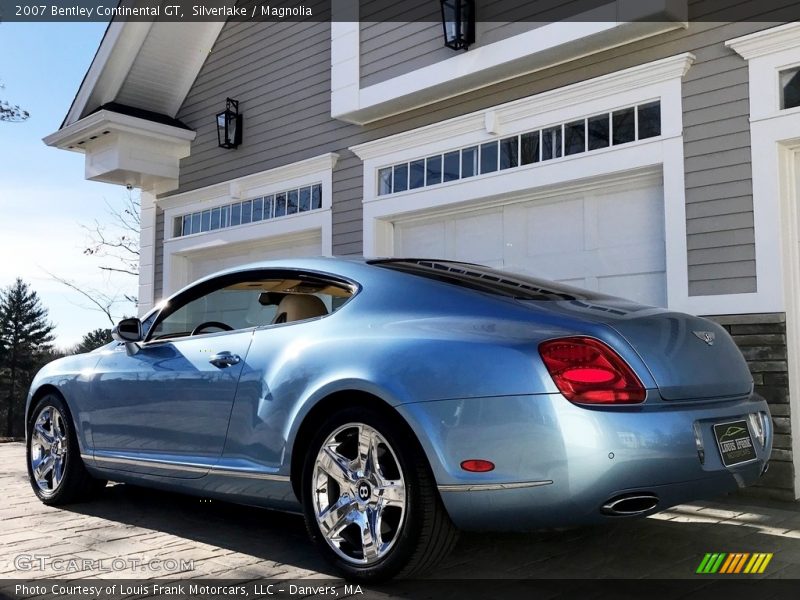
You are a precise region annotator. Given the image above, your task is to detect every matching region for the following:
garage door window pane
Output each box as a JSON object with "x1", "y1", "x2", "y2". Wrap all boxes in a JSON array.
[
  {"x1": 612, "y1": 107, "x2": 635, "y2": 145},
  {"x1": 461, "y1": 147, "x2": 478, "y2": 178},
  {"x1": 221, "y1": 205, "x2": 230, "y2": 227},
  {"x1": 262, "y1": 197, "x2": 272, "y2": 219},
  {"x1": 393, "y1": 163, "x2": 409, "y2": 193},
  {"x1": 241, "y1": 200, "x2": 252, "y2": 224},
  {"x1": 182, "y1": 215, "x2": 192, "y2": 236},
  {"x1": 311, "y1": 185, "x2": 322, "y2": 209},
  {"x1": 378, "y1": 167, "x2": 392, "y2": 195},
  {"x1": 287, "y1": 190, "x2": 299, "y2": 214},
  {"x1": 201, "y1": 210, "x2": 211, "y2": 232},
  {"x1": 588, "y1": 114, "x2": 610, "y2": 150},
  {"x1": 230, "y1": 204, "x2": 241, "y2": 226},
  {"x1": 637, "y1": 101, "x2": 661, "y2": 139},
  {"x1": 443, "y1": 151, "x2": 460, "y2": 181},
  {"x1": 299, "y1": 187, "x2": 311, "y2": 212},
  {"x1": 564, "y1": 120, "x2": 585, "y2": 156},
  {"x1": 480, "y1": 141, "x2": 498, "y2": 174},
  {"x1": 542, "y1": 126, "x2": 562, "y2": 161},
  {"x1": 252, "y1": 198, "x2": 264, "y2": 221},
  {"x1": 210, "y1": 207, "x2": 221, "y2": 230},
  {"x1": 426, "y1": 155, "x2": 442, "y2": 185},
  {"x1": 275, "y1": 193, "x2": 286, "y2": 218},
  {"x1": 409, "y1": 159, "x2": 425, "y2": 188},
  {"x1": 500, "y1": 137, "x2": 518, "y2": 170},
  {"x1": 521, "y1": 131, "x2": 540, "y2": 165}
]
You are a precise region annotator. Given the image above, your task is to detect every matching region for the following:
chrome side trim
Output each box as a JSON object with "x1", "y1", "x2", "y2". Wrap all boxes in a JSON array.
[
  {"x1": 210, "y1": 466, "x2": 290, "y2": 482},
  {"x1": 437, "y1": 480, "x2": 553, "y2": 492},
  {"x1": 92, "y1": 454, "x2": 210, "y2": 474},
  {"x1": 87, "y1": 453, "x2": 290, "y2": 482}
]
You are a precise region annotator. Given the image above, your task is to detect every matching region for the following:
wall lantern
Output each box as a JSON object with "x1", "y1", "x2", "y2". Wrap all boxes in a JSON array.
[
  {"x1": 440, "y1": 0, "x2": 475, "y2": 51},
  {"x1": 216, "y1": 98, "x2": 242, "y2": 149}
]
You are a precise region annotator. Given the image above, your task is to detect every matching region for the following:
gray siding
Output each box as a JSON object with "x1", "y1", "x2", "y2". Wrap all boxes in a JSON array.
[
  {"x1": 360, "y1": 19, "x2": 542, "y2": 87},
  {"x1": 708, "y1": 313, "x2": 794, "y2": 501},
  {"x1": 164, "y1": 13, "x2": 780, "y2": 297}
]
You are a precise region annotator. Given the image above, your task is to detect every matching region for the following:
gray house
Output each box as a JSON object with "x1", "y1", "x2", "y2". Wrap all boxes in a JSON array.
[{"x1": 45, "y1": 4, "x2": 800, "y2": 499}]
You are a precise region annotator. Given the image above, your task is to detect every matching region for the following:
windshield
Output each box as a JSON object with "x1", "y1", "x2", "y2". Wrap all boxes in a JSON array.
[{"x1": 371, "y1": 259, "x2": 610, "y2": 301}]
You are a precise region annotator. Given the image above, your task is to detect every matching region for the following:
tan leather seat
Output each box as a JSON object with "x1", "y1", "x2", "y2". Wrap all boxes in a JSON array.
[{"x1": 272, "y1": 294, "x2": 328, "y2": 324}]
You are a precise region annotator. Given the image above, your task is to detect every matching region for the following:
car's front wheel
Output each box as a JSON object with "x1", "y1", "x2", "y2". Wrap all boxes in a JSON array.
[
  {"x1": 301, "y1": 406, "x2": 458, "y2": 582},
  {"x1": 26, "y1": 394, "x2": 106, "y2": 504}
]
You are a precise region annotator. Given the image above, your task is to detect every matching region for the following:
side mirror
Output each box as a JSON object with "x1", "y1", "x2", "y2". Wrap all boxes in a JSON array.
[{"x1": 112, "y1": 317, "x2": 143, "y2": 343}]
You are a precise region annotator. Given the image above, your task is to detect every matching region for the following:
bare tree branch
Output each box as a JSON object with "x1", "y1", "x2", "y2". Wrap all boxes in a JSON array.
[
  {"x1": 45, "y1": 272, "x2": 125, "y2": 327},
  {"x1": 81, "y1": 190, "x2": 141, "y2": 283}
]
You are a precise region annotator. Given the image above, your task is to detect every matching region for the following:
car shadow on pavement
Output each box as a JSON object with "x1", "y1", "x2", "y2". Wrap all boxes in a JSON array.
[
  {"x1": 59, "y1": 481, "x2": 800, "y2": 580},
  {"x1": 59, "y1": 482, "x2": 333, "y2": 577}
]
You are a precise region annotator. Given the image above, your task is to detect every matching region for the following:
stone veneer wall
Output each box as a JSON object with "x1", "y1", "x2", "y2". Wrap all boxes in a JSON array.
[{"x1": 707, "y1": 313, "x2": 794, "y2": 501}]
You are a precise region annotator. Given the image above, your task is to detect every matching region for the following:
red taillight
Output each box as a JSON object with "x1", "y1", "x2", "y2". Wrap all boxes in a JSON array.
[{"x1": 538, "y1": 336, "x2": 645, "y2": 405}]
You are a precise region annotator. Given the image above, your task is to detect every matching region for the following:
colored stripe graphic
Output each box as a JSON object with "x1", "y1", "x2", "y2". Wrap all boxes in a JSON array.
[
  {"x1": 733, "y1": 553, "x2": 749, "y2": 573},
  {"x1": 697, "y1": 553, "x2": 773, "y2": 574},
  {"x1": 719, "y1": 554, "x2": 736, "y2": 573}
]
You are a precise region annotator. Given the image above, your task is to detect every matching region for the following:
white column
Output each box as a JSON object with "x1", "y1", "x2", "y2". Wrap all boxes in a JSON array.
[{"x1": 137, "y1": 189, "x2": 157, "y2": 316}]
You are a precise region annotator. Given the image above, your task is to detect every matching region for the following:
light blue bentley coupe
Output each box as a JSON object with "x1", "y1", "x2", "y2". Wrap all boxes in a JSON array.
[{"x1": 26, "y1": 258, "x2": 772, "y2": 581}]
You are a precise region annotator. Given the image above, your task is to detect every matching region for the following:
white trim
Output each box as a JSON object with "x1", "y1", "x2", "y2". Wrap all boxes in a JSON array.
[
  {"x1": 158, "y1": 153, "x2": 338, "y2": 211},
  {"x1": 727, "y1": 24, "x2": 800, "y2": 123},
  {"x1": 138, "y1": 191, "x2": 157, "y2": 316},
  {"x1": 351, "y1": 53, "x2": 694, "y2": 162},
  {"x1": 728, "y1": 26, "x2": 800, "y2": 497},
  {"x1": 43, "y1": 110, "x2": 196, "y2": 193},
  {"x1": 725, "y1": 23, "x2": 800, "y2": 61},
  {"x1": 784, "y1": 149, "x2": 800, "y2": 500},
  {"x1": 158, "y1": 154, "x2": 338, "y2": 296},
  {"x1": 332, "y1": 1, "x2": 686, "y2": 124},
  {"x1": 43, "y1": 109, "x2": 196, "y2": 149}
]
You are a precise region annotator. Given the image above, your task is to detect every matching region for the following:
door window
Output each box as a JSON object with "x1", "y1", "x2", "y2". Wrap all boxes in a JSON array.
[{"x1": 148, "y1": 271, "x2": 356, "y2": 341}]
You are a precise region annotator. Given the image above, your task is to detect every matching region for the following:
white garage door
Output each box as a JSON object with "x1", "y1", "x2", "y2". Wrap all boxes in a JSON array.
[
  {"x1": 393, "y1": 173, "x2": 666, "y2": 306},
  {"x1": 184, "y1": 231, "x2": 322, "y2": 282}
]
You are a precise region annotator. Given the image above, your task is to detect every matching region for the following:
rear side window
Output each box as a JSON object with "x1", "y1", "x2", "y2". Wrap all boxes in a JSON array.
[{"x1": 371, "y1": 259, "x2": 606, "y2": 301}]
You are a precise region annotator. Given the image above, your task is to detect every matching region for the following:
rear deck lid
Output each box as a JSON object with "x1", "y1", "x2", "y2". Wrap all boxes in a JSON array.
[{"x1": 603, "y1": 311, "x2": 752, "y2": 400}]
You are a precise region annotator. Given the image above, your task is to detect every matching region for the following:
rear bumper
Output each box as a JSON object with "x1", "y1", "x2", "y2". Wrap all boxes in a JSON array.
[{"x1": 396, "y1": 392, "x2": 772, "y2": 531}]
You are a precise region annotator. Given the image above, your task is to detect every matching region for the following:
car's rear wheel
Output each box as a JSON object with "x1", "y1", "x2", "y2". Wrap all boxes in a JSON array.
[
  {"x1": 26, "y1": 394, "x2": 106, "y2": 504},
  {"x1": 301, "y1": 406, "x2": 458, "y2": 582}
]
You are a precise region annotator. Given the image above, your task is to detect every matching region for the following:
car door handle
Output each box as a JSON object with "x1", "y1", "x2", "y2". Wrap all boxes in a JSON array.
[{"x1": 209, "y1": 352, "x2": 241, "y2": 368}]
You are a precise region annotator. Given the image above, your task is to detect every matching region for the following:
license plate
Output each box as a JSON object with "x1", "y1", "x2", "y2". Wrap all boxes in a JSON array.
[{"x1": 713, "y1": 420, "x2": 757, "y2": 467}]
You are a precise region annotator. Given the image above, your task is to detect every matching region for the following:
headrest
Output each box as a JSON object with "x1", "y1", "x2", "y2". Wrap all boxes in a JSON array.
[{"x1": 272, "y1": 294, "x2": 328, "y2": 324}]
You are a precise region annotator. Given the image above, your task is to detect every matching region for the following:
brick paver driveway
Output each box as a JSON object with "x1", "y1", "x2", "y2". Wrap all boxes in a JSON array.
[{"x1": 3, "y1": 442, "x2": 800, "y2": 581}]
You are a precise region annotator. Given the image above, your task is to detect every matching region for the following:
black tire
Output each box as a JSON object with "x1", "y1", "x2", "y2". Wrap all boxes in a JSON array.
[
  {"x1": 26, "y1": 393, "x2": 106, "y2": 505},
  {"x1": 301, "y1": 405, "x2": 458, "y2": 582}
]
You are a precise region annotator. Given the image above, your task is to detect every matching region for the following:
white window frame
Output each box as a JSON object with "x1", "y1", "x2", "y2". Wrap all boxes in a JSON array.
[
  {"x1": 157, "y1": 153, "x2": 338, "y2": 295},
  {"x1": 351, "y1": 53, "x2": 768, "y2": 316}
]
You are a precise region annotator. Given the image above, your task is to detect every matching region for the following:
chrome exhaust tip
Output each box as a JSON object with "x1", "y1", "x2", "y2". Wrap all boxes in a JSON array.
[{"x1": 601, "y1": 493, "x2": 659, "y2": 516}]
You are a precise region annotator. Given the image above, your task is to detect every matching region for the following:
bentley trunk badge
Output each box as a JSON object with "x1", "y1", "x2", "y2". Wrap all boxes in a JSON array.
[{"x1": 692, "y1": 331, "x2": 715, "y2": 346}]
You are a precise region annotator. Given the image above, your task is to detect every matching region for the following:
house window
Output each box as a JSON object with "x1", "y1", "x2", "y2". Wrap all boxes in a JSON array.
[
  {"x1": 780, "y1": 67, "x2": 800, "y2": 110},
  {"x1": 172, "y1": 183, "x2": 323, "y2": 238},
  {"x1": 375, "y1": 101, "x2": 662, "y2": 196}
]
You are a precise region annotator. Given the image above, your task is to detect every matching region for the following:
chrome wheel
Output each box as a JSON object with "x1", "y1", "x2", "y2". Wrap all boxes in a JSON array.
[
  {"x1": 30, "y1": 405, "x2": 68, "y2": 496},
  {"x1": 311, "y1": 422, "x2": 407, "y2": 565}
]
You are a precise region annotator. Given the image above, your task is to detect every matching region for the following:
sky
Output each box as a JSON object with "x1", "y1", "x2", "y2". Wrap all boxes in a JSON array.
[{"x1": 0, "y1": 22, "x2": 137, "y2": 349}]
